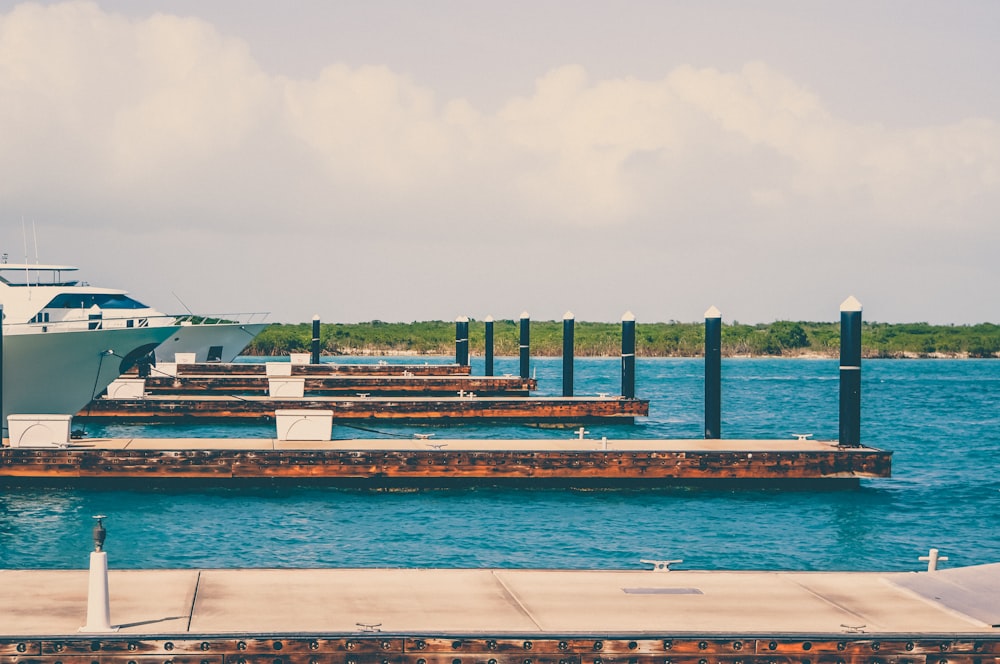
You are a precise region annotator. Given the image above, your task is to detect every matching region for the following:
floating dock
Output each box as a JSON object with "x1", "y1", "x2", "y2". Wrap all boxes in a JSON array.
[
  {"x1": 165, "y1": 362, "x2": 474, "y2": 376},
  {"x1": 0, "y1": 437, "x2": 890, "y2": 486},
  {"x1": 77, "y1": 396, "x2": 649, "y2": 424},
  {"x1": 134, "y1": 374, "x2": 538, "y2": 396},
  {"x1": 1, "y1": 563, "x2": 996, "y2": 661}
]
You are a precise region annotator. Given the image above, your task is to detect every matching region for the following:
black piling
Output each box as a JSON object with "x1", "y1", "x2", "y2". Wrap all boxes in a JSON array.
[
  {"x1": 484, "y1": 316, "x2": 494, "y2": 377},
  {"x1": 839, "y1": 296, "x2": 863, "y2": 447},
  {"x1": 0, "y1": 305, "x2": 4, "y2": 435},
  {"x1": 310, "y1": 315, "x2": 321, "y2": 365},
  {"x1": 704, "y1": 306, "x2": 722, "y2": 439},
  {"x1": 621, "y1": 311, "x2": 635, "y2": 399},
  {"x1": 455, "y1": 316, "x2": 469, "y2": 367},
  {"x1": 519, "y1": 311, "x2": 530, "y2": 380},
  {"x1": 562, "y1": 311, "x2": 575, "y2": 397}
]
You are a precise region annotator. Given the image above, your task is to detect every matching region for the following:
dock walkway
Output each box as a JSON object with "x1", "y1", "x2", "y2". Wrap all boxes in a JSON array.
[{"x1": 1, "y1": 564, "x2": 997, "y2": 660}]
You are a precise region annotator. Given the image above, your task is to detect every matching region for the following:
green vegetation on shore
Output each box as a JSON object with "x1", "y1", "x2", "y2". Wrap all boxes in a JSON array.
[{"x1": 246, "y1": 320, "x2": 1000, "y2": 358}]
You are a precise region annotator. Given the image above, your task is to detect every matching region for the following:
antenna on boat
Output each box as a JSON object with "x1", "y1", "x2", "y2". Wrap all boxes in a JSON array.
[
  {"x1": 21, "y1": 217, "x2": 30, "y2": 296},
  {"x1": 172, "y1": 291, "x2": 195, "y2": 316},
  {"x1": 32, "y1": 220, "x2": 39, "y2": 265}
]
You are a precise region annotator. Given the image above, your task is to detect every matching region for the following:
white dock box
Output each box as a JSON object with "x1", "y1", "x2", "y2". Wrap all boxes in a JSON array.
[
  {"x1": 265, "y1": 362, "x2": 292, "y2": 377},
  {"x1": 275, "y1": 409, "x2": 333, "y2": 441},
  {"x1": 268, "y1": 377, "x2": 305, "y2": 398},
  {"x1": 105, "y1": 378, "x2": 146, "y2": 399},
  {"x1": 7, "y1": 414, "x2": 73, "y2": 447},
  {"x1": 174, "y1": 352, "x2": 197, "y2": 364},
  {"x1": 157, "y1": 362, "x2": 178, "y2": 377},
  {"x1": 289, "y1": 353, "x2": 310, "y2": 365}
]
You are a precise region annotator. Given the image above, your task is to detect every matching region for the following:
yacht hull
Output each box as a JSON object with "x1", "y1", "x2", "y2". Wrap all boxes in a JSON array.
[
  {"x1": 3, "y1": 326, "x2": 174, "y2": 425},
  {"x1": 153, "y1": 322, "x2": 268, "y2": 363}
]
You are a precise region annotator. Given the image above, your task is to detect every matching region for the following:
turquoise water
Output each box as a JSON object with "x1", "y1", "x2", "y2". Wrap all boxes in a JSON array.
[{"x1": 1, "y1": 357, "x2": 998, "y2": 572}]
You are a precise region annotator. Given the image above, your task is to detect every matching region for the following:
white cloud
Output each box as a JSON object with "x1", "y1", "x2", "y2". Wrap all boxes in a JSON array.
[{"x1": 0, "y1": 2, "x2": 997, "y2": 322}]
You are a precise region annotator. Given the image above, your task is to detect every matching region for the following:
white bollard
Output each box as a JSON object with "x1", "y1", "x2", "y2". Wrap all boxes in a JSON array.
[
  {"x1": 80, "y1": 516, "x2": 117, "y2": 633},
  {"x1": 919, "y1": 548, "x2": 949, "y2": 572}
]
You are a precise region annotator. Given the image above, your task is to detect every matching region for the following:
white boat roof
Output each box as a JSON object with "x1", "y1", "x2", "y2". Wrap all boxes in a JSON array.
[{"x1": 0, "y1": 263, "x2": 78, "y2": 271}]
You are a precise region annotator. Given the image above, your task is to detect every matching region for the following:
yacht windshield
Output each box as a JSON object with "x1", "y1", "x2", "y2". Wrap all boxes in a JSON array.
[{"x1": 42, "y1": 293, "x2": 150, "y2": 309}]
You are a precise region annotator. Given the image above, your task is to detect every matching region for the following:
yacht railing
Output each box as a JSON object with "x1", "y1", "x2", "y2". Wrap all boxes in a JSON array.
[
  {"x1": 171, "y1": 312, "x2": 270, "y2": 326},
  {"x1": 4, "y1": 312, "x2": 269, "y2": 335}
]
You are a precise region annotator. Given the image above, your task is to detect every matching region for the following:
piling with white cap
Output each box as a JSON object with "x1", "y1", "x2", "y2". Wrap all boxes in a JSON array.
[
  {"x1": 80, "y1": 515, "x2": 117, "y2": 633},
  {"x1": 563, "y1": 311, "x2": 575, "y2": 397},
  {"x1": 621, "y1": 311, "x2": 636, "y2": 399},
  {"x1": 455, "y1": 316, "x2": 470, "y2": 367},
  {"x1": 704, "y1": 306, "x2": 722, "y2": 439},
  {"x1": 839, "y1": 296, "x2": 863, "y2": 447},
  {"x1": 519, "y1": 312, "x2": 530, "y2": 380}
]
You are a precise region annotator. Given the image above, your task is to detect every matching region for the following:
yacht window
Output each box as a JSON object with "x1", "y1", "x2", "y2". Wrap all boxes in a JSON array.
[{"x1": 41, "y1": 293, "x2": 150, "y2": 310}]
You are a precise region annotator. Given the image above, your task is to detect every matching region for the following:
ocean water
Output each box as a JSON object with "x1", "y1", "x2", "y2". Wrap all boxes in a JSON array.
[{"x1": 1, "y1": 357, "x2": 998, "y2": 573}]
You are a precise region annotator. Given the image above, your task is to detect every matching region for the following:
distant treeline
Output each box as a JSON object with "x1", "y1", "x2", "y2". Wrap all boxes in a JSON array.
[{"x1": 245, "y1": 320, "x2": 1000, "y2": 358}]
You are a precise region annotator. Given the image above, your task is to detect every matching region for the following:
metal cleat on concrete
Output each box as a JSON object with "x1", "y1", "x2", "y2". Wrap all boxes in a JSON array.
[{"x1": 641, "y1": 559, "x2": 683, "y2": 572}]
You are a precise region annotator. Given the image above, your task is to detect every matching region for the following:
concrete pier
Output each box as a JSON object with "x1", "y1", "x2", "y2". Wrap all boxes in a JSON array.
[{"x1": 0, "y1": 564, "x2": 996, "y2": 650}]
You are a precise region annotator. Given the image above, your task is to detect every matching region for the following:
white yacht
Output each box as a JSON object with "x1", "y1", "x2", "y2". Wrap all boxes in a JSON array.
[
  {"x1": 0, "y1": 263, "x2": 269, "y2": 363},
  {"x1": 2, "y1": 318, "x2": 175, "y2": 427}
]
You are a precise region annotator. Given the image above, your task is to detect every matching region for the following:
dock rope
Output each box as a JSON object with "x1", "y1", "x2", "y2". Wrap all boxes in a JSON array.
[{"x1": 72, "y1": 349, "x2": 111, "y2": 438}]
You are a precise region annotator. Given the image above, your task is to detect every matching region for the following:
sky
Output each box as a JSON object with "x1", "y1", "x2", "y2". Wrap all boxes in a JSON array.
[{"x1": 1, "y1": 1, "x2": 998, "y2": 325}]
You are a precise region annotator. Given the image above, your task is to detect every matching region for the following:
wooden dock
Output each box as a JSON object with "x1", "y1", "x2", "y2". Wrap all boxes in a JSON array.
[
  {"x1": 78, "y1": 395, "x2": 649, "y2": 424},
  {"x1": 165, "y1": 362, "x2": 473, "y2": 376},
  {"x1": 0, "y1": 437, "x2": 890, "y2": 485},
  {"x1": 1, "y1": 563, "x2": 996, "y2": 661},
  {"x1": 135, "y1": 374, "x2": 537, "y2": 396}
]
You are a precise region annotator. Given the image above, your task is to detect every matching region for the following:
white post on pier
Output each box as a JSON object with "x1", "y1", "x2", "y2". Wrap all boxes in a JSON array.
[{"x1": 80, "y1": 515, "x2": 118, "y2": 633}]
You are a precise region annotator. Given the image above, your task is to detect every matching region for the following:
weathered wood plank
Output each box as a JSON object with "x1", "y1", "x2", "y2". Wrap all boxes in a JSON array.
[
  {"x1": 78, "y1": 397, "x2": 649, "y2": 423},
  {"x1": 0, "y1": 447, "x2": 891, "y2": 482},
  {"x1": 166, "y1": 362, "x2": 473, "y2": 376},
  {"x1": 134, "y1": 375, "x2": 537, "y2": 396},
  {"x1": 0, "y1": 636, "x2": 994, "y2": 664}
]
